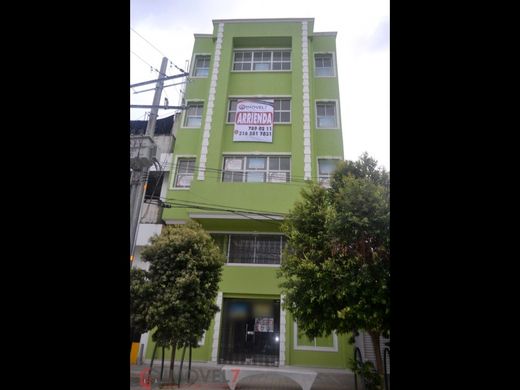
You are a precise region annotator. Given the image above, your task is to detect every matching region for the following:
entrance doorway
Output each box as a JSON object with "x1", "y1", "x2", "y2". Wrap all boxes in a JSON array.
[{"x1": 219, "y1": 298, "x2": 280, "y2": 366}]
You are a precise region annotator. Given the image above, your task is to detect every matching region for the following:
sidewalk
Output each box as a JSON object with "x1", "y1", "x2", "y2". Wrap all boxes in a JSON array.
[{"x1": 131, "y1": 362, "x2": 356, "y2": 390}]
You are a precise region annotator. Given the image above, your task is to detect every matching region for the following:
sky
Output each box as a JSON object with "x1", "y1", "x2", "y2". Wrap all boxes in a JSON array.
[{"x1": 130, "y1": 0, "x2": 389, "y2": 170}]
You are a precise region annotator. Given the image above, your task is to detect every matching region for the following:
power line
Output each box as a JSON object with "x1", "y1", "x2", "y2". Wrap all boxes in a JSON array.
[
  {"x1": 130, "y1": 50, "x2": 165, "y2": 76},
  {"x1": 130, "y1": 27, "x2": 186, "y2": 73}
]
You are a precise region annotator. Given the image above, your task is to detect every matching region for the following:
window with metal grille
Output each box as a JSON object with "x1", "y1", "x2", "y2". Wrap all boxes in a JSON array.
[
  {"x1": 314, "y1": 53, "x2": 334, "y2": 77},
  {"x1": 220, "y1": 234, "x2": 285, "y2": 264},
  {"x1": 233, "y1": 50, "x2": 291, "y2": 71},
  {"x1": 174, "y1": 158, "x2": 195, "y2": 188},
  {"x1": 222, "y1": 156, "x2": 290, "y2": 183},
  {"x1": 316, "y1": 101, "x2": 337, "y2": 128},
  {"x1": 193, "y1": 55, "x2": 210, "y2": 77},
  {"x1": 184, "y1": 103, "x2": 203, "y2": 127},
  {"x1": 227, "y1": 99, "x2": 290, "y2": 123}
]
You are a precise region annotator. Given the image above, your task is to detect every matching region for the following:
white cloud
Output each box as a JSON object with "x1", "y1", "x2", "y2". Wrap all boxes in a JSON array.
[{"x1": 130, "y1": 0, "x2": 389, "y2": 169}]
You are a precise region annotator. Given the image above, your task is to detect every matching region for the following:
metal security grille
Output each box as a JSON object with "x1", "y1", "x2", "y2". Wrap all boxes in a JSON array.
[{"x1": 223, "y1": 234, "x2": 285, "y2": 264}]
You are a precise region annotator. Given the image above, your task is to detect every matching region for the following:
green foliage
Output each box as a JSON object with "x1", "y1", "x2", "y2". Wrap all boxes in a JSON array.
[
  {"x1": 133, "y1": 221, "x2": 225, "y2": 348},
  {"x1": 130, "y1": 268, "x2": 154, "y2": 335},
  {"x1": 350, "y1": 358, "x2": 383, "y2": 390},
  {"x1": 279, "y1": 152, "x2": 390, "y2": 354}
]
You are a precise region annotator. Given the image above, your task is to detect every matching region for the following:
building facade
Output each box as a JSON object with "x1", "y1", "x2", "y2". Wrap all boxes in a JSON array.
[{"x1": 141, "y1": 18, "x2": 350, "y2": 369}]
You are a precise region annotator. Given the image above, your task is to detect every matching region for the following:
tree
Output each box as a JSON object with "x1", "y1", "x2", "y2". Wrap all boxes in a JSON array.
[
  {"x1": 130, "y1": 268, "x2": 153, "y2": 352},
  {"x1": 134, "y1": 221, "x2": 225, "y2": 383},
  {"x1": 279, "y1": 153, "x2": 389, "y2": 381}
]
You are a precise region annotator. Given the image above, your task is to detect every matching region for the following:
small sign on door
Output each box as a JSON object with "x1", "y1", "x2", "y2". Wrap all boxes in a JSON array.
[{"x1": 254, "y1": 317, "x2": 274, "y2": 332}]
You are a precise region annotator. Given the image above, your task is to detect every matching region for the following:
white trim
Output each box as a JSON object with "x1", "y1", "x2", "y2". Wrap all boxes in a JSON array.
[
  {"x1": 213, "y1": 18, "x2": 314, "y2": 24},
  {"x1": 198, "y1": 331, "x2": 206, "y2": 347},
  {"x1": 228, "y1": 95, "x2": 292, "y2": 98},
  {"x1": 279, "y1": 295, "x2": 286, "y2": 366},
  {"x1": 164, "y1": 219, "x2": 187, "y2": 224},
  {"x1": 211, "y1": 292, "x2": 223, "y2": 362},
  {"x1": 194, "y1": 34, "x2": 213, "y2": 38},
  {"x1": 302, "y1": 21, "x2": 312, "y2": 180},
  {"x1": 170, "y1": 154, "x2": 197, "y2": 190},
  {"x1": 198, "y1": 23, "x2": 224, "y2": 180},
  {"x1": 313, "y1": 52, "x2": 337, "y2": 78},
  {"x1": 189, "y1": 212, "x2": 284, "y2": 220},
  {"x1": 293, "y1": 322, "x2": 338, "y2": 352},
  {"x1": 232, "y1": 47, "x2": 292, "y2": 51},
  {"x1": 180, "y1": 99, "x2": 205, "y2": 129},
  {"x1": 314, "y1": 99, "x2": 341, "y2": 130},
  {"x1": 313, "y1": 32, "x2": 337, "y2": 37},
  {"x1": 190, "y1": 53, "x2": 212, "y2": 78}
]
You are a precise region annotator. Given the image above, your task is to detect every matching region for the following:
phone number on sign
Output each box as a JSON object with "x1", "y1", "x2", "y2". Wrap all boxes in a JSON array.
[{"x1": 236, "y1": 131, "x2": 272, "y2": 137}]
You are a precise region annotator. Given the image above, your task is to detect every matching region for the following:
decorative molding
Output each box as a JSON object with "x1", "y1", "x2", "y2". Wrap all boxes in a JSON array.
[
  {"x1": 301, "y1": 21, "x2": 312, "y2": 180},
  {"x1": 198, "y1": 22, "x2": 224, "y2": 180},
  {"x1": 211, "y1": 292, "x2": 223, "y2": 362}
]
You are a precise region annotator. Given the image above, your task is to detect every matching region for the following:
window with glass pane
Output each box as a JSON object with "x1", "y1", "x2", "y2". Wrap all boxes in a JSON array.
[
  {"x1": 315, "y1": 53, "x2": 334, "y2": 77},
  {"x1": 316, "y1": 102, "x2": 337, "y2": 128},
  {"x1": 233, "y1": 50, "x2": 291, "y2": 71},
  {"x1": 222, "y1": 156, "x2": 290, "y2": 183},
  {"x1": 194, "y1": 55, "x2": 210, "y2": 77},
  {"x1": 318, "y1": 159, "x2": 339, "y2": 188},
  {"x1": 228, "y1": 99, "x2": 290, "y2": 123},
  {"x1": 227, "y1": 234, "x2": 284, "y2": 264},
  {"x1": 174, "y1": 158, "x2": 196, "y2": 188},
  {"x1": 184, "y1": 103, "x2": 203, "y2": 127}
]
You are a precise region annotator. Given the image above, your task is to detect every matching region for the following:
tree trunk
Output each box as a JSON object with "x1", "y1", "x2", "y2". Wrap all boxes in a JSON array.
[
  {"x1": 178, "y1": 345, "x2": 187, "y2": 387},
  {"x1": 188, "y1": 344, "x2": 192, "y2": 382},
  {"x1": 148, "y1": 343, "x2": 158, "y2": 386},
  {"x1": 160, "y1": 347, "x2": 165, "y2": 382},
  {"x1": 168, "y1": 341, "x2": 177, "y2": 383},
  {"x1": 368, "y1": 331, "x2": 384, "y2": 386}
]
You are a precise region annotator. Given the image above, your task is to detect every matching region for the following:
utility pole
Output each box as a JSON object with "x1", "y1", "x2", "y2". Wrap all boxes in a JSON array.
[{"x1": 130, "y1": 57, "x2": 169, "y2": 265}]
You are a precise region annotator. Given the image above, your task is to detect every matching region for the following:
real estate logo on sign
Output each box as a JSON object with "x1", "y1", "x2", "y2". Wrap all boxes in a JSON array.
[{"x1": 233, "y1": 99, "x2": 274, "y2": 142}]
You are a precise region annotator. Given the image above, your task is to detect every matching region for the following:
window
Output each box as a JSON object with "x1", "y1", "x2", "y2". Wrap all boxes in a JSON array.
[
  {"x1": 316, "y1": 101, "x2": 337, "y2": 128},
  {"x1": 314, "y1": 53, "x2": 334, "y2": 77},
  {"x1": 318, "y1": 159, "x2": 340, "y2": 188},
  {"x1": 145, "y1": 171, "x2": 163, "y2": 200},
  {"x1": 227, "y1": 99, "x2": 291, "y2": 123},
  {"x1": 233, "y1": 50, "x2": 291, "y2": 71},
  {"x1": 174, "y1": 158, "x2": 195, "y2": 188},
  {"x1": 222, "y1": 156, "x2": 290, "y2": 183},
  {"x1": 294, "y1": 322, "x2": 338, "y2": 352},
  {"x1": 193, "y1": 55, "x2": 210, "y2": 77},
  {"x1": 211, "y1": 234, "x2": 285, "y2": 265},
  {"x1": 184, "y1": 103, "x2": 203, "y2": 127}
]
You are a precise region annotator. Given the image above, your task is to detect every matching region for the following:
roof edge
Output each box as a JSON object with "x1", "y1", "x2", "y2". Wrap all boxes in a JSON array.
[{"x1": 213, "y1": 18, "x2": 314, "y2": 24}]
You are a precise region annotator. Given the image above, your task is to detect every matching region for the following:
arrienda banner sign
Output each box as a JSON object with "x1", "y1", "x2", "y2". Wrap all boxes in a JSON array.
[{"x1": 233, "y1": 99, "x2": 274, "y2": 142}]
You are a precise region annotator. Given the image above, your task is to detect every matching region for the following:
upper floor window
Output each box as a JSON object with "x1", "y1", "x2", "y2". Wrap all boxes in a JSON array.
[
  {"x1": 314, "y1": 53, "x2": 334, "y2": 77},
  {"x1": 193, "y1": 55, "x2": 210, "y2": 77},
  {"x1": 318, "y1": 159, "x2": 340, "y2": 188},
  {"x1": 316, "y1": 101, "x2": 338, "y2": 128},
  {"x1": 227, "y1": 99, "x2": 291, "y2": 123},
  {"x1": 174, "y1": 158, "x2": 196, "y2": 188},
  {"x1": 222, "y1": 155, "x2": 291, "y2": 183},
  {"x1": 233, "y1": 50, "x2": 291, "y2": 71},
  {"x1": 184, "y1": 103, "x2": 203, "y2": 127}
]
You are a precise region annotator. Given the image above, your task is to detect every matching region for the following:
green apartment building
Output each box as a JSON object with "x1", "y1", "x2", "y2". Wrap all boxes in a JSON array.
[{"x1": 145, "y1": 18, "x2": 350, "y2": 369}]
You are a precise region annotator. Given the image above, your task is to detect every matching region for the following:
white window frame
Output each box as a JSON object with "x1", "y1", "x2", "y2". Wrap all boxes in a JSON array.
[
  {"x1": 221, "y1": 155, "x2": 291, "y2": 183},
  {"x1": 170, "y1": 155, "x2": 197, "y2": 190},
  {"x1": 317, "y1": 157, "x2": 342, "y2": 188},
  {"x1": 198, "y1": 331, "x2": 206, "y2": 346},
  {"x1": 231, "y1": 48, "x2": 292, "y2": 72},
  {"x1": 314, "y1": 52, "x2": 336, "y2": 78},
  {"x1": 226, "y1": 97, "x2": 291, "y2": 124},
  {"x1": 182, "y1": 100, "x2": 204, "y2": 128},
  {"x1": 191, "y1": 54, "x2": 211, "y2": 78},
  {"x1": 293, "y1": 322, "x2": 338, "y2": 352},
  {"x1": 315, "y1": 99, "x2": 340, "y2": 129}
]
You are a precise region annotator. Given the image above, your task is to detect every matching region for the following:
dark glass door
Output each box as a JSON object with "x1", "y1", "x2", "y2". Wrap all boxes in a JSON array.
[{"x1": 219, "y1": 298, "x2": 280, "y2": 366}]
